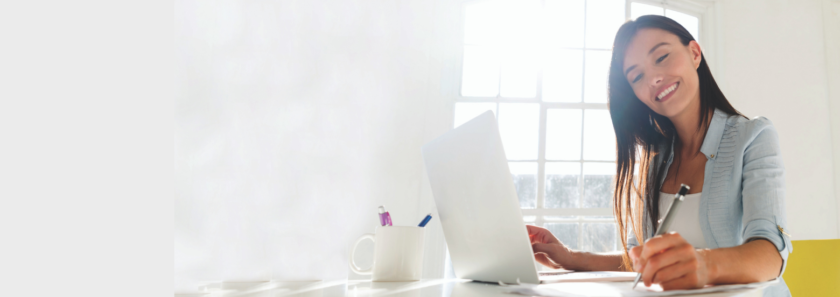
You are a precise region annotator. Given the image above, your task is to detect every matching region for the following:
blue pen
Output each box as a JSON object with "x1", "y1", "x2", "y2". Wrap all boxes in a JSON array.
[{"x1": 418, "y1": 213, "x2": 432, "y2": 227}]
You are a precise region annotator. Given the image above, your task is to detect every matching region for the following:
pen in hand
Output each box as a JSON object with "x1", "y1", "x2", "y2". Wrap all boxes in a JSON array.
[{"x1": 632, "y1": 184, "x2": 690, "y2": 289}]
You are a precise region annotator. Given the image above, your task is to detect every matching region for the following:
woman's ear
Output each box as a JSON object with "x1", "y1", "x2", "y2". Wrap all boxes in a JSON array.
[{"x1": 689, "y1": 40, "x2": 702, "y2": 69}]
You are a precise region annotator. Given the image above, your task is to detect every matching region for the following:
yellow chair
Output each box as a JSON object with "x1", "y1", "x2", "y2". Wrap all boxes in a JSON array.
[{"x1": 782, "y1": 239, "x2": 840, "y2": 296}]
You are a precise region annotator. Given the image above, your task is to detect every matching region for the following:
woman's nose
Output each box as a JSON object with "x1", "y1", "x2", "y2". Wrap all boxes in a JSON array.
[{"x1": 651, "y1": 76, "x2": 664, "y2": 88}]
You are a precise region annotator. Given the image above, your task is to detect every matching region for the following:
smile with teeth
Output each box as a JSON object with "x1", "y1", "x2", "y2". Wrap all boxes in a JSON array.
[{"x1": 657, "y1": 83, "x2": 679, "y2": 101}]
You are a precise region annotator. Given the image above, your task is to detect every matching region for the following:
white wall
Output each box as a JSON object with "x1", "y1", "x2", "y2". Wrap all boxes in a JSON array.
[
  {"x1": 716, "y1": 0, "x2": 840, "y2": 240},
  {"x1": 821, "y1": 0, "x2": 840, "y2": 240},
  {"x1": 174, "y1": 0, "x2": 447, "y2": 292},
  {"x1": 174, "y1": 0, "x2": 840, "y2": 292}
]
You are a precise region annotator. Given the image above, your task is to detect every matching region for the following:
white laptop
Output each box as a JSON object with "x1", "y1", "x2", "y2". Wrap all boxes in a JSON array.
[
  {"x1": 421, "y1": 111, "x2": 556, "y2": 284},
  {"x1": 421, "y1": 111, "x2": 635, "y2": 284}
]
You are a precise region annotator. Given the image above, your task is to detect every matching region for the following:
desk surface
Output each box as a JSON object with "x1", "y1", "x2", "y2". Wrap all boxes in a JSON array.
[{"x1": 177, "y1": 279, "x2": 764, "y2": 297}]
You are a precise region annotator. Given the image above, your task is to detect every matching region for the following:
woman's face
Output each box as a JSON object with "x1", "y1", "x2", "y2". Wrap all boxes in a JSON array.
[{"x1": 622, "y1": 28, "x2": 702, "y2": 119}]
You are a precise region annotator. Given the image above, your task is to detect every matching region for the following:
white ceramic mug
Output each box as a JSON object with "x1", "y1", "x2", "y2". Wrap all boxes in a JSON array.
[{"x1": 350, "y1": 226, "x2": 425, "y2": 281}]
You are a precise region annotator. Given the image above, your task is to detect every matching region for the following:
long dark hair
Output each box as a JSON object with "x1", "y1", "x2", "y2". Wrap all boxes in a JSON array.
[{"x1": 607, "y1": 15, "x2": 743, "y2": 270}]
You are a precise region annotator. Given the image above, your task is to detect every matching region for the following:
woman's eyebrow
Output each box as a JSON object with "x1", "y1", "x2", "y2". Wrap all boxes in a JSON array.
[
  {"x1": 624, "y1": 65, "x2": 637, "y2": 77},
  {"x1": 624, "y1": 42, "x2": 672, "y2": 76},
  {"x1": 647, "y1": 42, "x2": 670, "y2": 54}
]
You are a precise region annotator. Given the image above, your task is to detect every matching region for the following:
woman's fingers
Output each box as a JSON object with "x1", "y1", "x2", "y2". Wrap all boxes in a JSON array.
[
  {"x1": 629, "y1": 246, "x2": 643, "y2": 270},
  {"x1": 642, "y1": 243, "x2": 694, "y2": 286},
  {"x1": 525, "y1": 225, "x2": 542, "y2": 244},
  {"x1": 659, "y1": 272, "x2": 703, "y2": 290},
  {"x1": 527, "y1": 226, "x2": 572, "y2": 269},
  {"x1": 652, "y1": 258, "x2": 700, "y2": 285},
  {"x1": 534, "y1": 252, "x2": 559, "y2": 269},
  {"x1": 638, "y1": 232, "x2": 685, "y2": 263},
  {"x1": 642, "y1": 251, "x2": 681, "y2": 286},
  {"x1": 526, "y1": 225, "x2": 558, "y2": 244},
  {"x1": 531, "y1": 242, "x2": 555, "y2": 256},
  {"x1": 532, "y1": 243, "x2": 561, "y2": 269},
  {"x1": 632, "y1": 233, "x2": 709, "y2": 290},
  {"x1": 629, "y1": 246, "x2": 643, "y2": 259}
]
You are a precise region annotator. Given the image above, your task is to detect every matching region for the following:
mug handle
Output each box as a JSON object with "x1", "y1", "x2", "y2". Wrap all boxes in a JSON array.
[{"x1": 349, "y1": 233, "x2": 375, "y2": 275}]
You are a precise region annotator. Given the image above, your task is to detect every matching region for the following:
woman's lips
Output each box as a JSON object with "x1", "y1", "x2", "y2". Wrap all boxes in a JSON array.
[{"x1": 656, "y1": 82, "x2": 679, "y2": 103}]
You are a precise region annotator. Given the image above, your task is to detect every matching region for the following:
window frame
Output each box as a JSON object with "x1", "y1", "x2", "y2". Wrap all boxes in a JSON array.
[{"x1": 436, "y1": 0, "x2": 719, "y2": 274}]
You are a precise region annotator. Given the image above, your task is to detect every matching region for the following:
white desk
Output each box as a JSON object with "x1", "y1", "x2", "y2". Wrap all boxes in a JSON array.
[{"x1": 177, "y1": 279, "x2": 764, "y2": 297}]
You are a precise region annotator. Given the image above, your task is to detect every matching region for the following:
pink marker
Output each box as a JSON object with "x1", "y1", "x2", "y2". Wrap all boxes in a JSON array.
[{"x1": 378, "y1": 206, "x2": 393, "y2": 226}]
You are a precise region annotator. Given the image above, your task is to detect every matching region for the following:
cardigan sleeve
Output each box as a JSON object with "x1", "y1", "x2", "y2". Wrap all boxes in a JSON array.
[
  {"x1": 627, "y1": 228, "x2": 640, "y2": 250},
  {"x1": 740, "y1": 117, "x2": 792, "y2": 276}
]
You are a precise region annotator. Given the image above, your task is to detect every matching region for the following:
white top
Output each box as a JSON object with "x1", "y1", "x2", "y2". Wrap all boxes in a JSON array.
[{"x1": 658, "y1": 192, "x2": 708, "y2": 249}]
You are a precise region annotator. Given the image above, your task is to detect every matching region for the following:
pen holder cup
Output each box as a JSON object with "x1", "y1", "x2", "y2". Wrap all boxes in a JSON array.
[{"x1": 350, "y1": 226, "x2": 425, "y2": 281}]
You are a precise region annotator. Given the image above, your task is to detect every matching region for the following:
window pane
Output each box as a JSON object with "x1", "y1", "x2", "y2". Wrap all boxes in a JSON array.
[
  {"x1": 509, "y1": 162, "x2": 537, "y2": 208},
  {"x1": 545, "y1": 109, "x2": 582, "y2": 160},
  {"x1": 461, "y1": 45, "x2": 499, "y2": 97},
  {"x1": 464, "y1": 0, "x2": 502, "y2": 45},
  {"x1": 583, "y1": 109, "x2": 616, "y2": 161},
  {"x1": 454, "y1": 102, "x2": 496, "y2": 128},
  {"x1": 630, "y1": 2, "x2": 664, "y2": 20},
  {"x1": 581, "y1": 222, "x2": 618, "y2": 252},
  {"x1": 583, "y1": 162, "x2": 615, "y2": 208},
  {"x1": 583, "y1": 50, "x2": 612, "y2": 103},
  {"x1": 545, "y1": 223, "x2": 579, "y2": 250},
  {"x1": 545, "y1": 162, "x2": 581, "y2": 208},
  {"x1": 543, "y1": 0, "x2": 585, "y2": 48},
  {"x1": 665, "y1": 9, "x2": 699, "y2": 42},
  {"x1": 583, "y1": 216, "x2": 615, "y2": 220},
  {"x1": 546, "y1": 216, "x2": 578, "y2": 220},
  {"x1": 500, "y1": 47, "x2": 538, "y2": 98},
  {"x1": 585, "y1": 0, "x2": 625, "y2": 49},
  {"x1": 542, "y1": 49, "x2": 583, "y2": 102},
  {"x1": 498, "y1": 0, "x2": 540, "y2": 46},
  {"x1": 498, "y1": 103, "x2": 539, "y2": 160}
]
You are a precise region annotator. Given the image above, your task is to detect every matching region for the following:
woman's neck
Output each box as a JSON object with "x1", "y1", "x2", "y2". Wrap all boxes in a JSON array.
[{"x1": 669, "y1": 102, "x2": 711, "y2": 155}]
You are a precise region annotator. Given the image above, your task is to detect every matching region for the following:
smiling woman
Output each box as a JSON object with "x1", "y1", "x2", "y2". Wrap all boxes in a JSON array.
[
  {"x1": 611, "y1": 15, "x2": 792, "y2": 296},
  {"x1": 525, "y1": 15, "x2": 793, "y2": 297}
]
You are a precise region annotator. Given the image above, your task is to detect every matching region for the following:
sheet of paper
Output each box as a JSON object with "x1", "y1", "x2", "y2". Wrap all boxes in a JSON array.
[
  {"x1": 538, "y1": 268, "x2": 574, "y2": 276},
  {"x1": 505, "y1": 282, "x2": 614, "y2": 297},
  {"x1": 541, "y1": 271, "x2": 638, "y2": 283},
  {"x1": 504, "y1": 278, "x2": 778, "y2": 297},
  {"x1": 623, "y1": 279, "x2": 779, "y2": 296}
]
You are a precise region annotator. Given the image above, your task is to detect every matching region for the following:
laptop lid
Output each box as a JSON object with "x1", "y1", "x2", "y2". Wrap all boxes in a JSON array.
[{"x1": 421, "y1": 111, "x2": 540, "y2": 284}]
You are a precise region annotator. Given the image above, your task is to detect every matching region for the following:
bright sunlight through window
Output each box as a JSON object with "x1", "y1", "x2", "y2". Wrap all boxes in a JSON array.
[{"x1": 451, "y1": 0, "x2": 700, "y2": 259}]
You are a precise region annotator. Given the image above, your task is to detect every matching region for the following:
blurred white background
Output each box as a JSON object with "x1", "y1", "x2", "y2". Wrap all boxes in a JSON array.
[{"x1": 174, "y1": 0, "x2": 840, "y2": 293}]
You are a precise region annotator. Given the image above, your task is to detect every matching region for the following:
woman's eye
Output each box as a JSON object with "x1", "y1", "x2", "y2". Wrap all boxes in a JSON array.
[
  {"x1": 632, "y1": 74, "x2": 642, "y2": 83},
  {"x1": 656, "y1": 53, "x2": 669, "y2": 63}
]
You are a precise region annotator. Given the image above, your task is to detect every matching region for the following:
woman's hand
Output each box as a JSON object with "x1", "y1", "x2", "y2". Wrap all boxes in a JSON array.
[
  {"x1": 629, "y1": 232, "x2": 711, "y2": 290},
  {"x1": 526, "y1": 225, "x2": 574, "y2": 269}
]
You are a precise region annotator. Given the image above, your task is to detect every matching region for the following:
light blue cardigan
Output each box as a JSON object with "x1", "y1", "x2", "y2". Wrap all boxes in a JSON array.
[{"x1": 627, "y1": 108, "x2": 792, "y2": 297}]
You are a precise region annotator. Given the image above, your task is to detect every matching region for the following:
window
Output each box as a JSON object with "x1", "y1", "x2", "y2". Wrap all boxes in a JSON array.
[
  {"x1": 630, "y1": 1, "x2": 700, "y2": 43},
  {"x1": 450, "y1": 0, "x2": 701, "y2": 263}
]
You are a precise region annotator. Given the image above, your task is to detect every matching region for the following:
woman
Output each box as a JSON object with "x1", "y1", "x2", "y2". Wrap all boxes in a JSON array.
[{"x1": 526, "y1": 15, "x2": 792, "y2": 296}]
